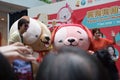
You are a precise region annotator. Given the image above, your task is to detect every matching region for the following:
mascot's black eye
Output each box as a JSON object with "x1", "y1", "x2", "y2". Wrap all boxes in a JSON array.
[
  {"x1": 79, "y1": 38, "x2": 83, "y2": 41},
  {"x1": 35, "y1": 35, "x2": 38, "y2": 38},
  {"x1": 77, "y1": 31, "x2": 81, "y2": 34},
  {"x1": 58, "y1": 40, "x2": 63, "y2": 43}
]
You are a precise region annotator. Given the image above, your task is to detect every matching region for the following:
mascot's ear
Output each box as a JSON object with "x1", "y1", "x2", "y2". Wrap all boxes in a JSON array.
[
  {"x1": 79, "y1": 24, "x2": 93, "y2": 50},
  {"x1": 51, "y1": 26, "x2": 60, "y2": 44},
  {"x1": 81, "y1": 24, "x2": 93, "y2": 42}
]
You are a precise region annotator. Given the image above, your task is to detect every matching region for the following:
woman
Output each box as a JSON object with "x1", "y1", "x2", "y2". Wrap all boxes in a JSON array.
[
  {"x1": 90, "y1": 28, "x2": 115, "y2": 52},
  {"x1": 94, "y1": 47, "x2": 119, "y2": 80},
  {"x1": 106, "y1": 45, "x2": 118, "y2": 61}
]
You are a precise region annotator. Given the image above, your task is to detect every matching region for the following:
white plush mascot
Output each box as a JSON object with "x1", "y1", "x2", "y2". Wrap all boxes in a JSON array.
[{"x1": 9, "y1": 16, "x2": 51, "y2": 78}]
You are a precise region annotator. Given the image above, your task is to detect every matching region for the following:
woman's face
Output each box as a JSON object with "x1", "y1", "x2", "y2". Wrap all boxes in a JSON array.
[
  {"x1": 94, "y1": 31, "x2": 101, "y2": 38},
  {"x1": 108, "y1": 47, "x2": 115, "y2": 56}
]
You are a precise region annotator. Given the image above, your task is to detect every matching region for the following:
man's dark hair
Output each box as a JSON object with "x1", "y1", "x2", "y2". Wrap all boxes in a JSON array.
[{"x1": 18, "y1": 18, "x2": 29, "y2": 30}]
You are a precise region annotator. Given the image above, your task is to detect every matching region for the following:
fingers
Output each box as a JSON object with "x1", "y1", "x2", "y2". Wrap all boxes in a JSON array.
[
  {"x1": 11, "y1": 42, "x2": 24, "y2": 46},
  {"x1": 111, "y1": 31, "x2": 115, "y2": 37},
  {"x1": 17, "y1": 54, "x2": 36, "y2": 62},
  {"x1": 1, "y1": 42, "x2": 36, "y2": 63},
  {"x1": 0, "y1": 43, "x2": 28, "y2": 53},
  {"x1": 13, "y1": 46, "x2": 35, "y2": 61},
  {"x1": 4, "y1": 51, "x2": 36, "y2": 64},
  {"x1": 16, "y1": 46, "x2": 33, "y2": 54},
  {"x1": 9, "y1": 42, "x2": 33, "y2": 54},
  {"x1": 0, "y1": 45, "x2": 19, "y2": 53},
  {"x1": 88, "y1": 50, "x2": 94, "y2": 55}
]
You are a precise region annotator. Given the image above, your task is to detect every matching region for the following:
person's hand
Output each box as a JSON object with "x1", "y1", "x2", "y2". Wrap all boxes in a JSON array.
[
  {"x1": 88, "y1": 50, "x2": 94, "y2": 55},
  {"x1": 111, "y1": 31, "x2": 115, "y2": 37},
  {"x1": 0, "y1": 42, "x2": 36, "y2": 63}
]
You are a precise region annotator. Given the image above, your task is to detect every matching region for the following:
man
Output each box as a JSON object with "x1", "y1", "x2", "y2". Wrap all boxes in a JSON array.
[{"x1": 9, "y1": 18, "x2": 29, "y2": 44}]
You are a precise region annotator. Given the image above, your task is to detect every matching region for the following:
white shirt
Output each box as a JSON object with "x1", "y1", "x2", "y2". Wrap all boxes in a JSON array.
[{"x1": 8, "y1": 30, "x2": 22, "y2": 44}]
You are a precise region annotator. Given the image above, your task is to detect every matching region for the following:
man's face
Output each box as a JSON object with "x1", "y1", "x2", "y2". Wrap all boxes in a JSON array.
[{"x1": 21, "y1": 23, "x2": 29, "y2": 33}]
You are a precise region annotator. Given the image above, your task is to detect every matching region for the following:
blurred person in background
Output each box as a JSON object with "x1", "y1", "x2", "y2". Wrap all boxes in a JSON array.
[{"x1": 36, "y1": 46, "x2": 110, "y2": 80}]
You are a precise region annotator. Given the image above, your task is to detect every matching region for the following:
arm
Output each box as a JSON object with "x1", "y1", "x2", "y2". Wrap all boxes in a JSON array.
[
  {"x1": 0, "y1": 42, "x2": 36, "y2": 63},
  {"x1": 111, "y1": 31, "x2": 116, "y2": 44},
  {"x1": 8, "y1": 31, "x2": 21, "y2": 44}
]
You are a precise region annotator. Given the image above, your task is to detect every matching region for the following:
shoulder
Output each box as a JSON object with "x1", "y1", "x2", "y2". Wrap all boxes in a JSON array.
[
  {"x1": 100, "y1": 38, "x2": 111, "y2": 41},
  {"x1": 11, "y1": 30, "x2": 19, "y2": 35},
  {"x1": 10, "y1": 30, "x2": 19, "y2": 37},
  {"x1": 9, "y1": 30, "x2": 20, "y2": 41},
  {"x1": 103, "y1": 38, "x2": 112, "y2": 41}
]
